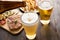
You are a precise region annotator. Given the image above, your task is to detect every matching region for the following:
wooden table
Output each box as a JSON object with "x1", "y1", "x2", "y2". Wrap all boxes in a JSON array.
[
  {"x1": 0, "y1": 22, "x2": 59, "y2": 40},
  {"x1": 0, "y1": 0, "x2": 60, "y2": 40},
  {"x1": 0, "y1": 1, "x2": 26, "y2": 13}
]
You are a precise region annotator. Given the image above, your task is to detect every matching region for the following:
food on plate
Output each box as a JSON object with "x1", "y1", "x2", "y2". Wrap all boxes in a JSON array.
[
  {"x1": 3, "y1": 11, "x2": 14, "y2": 18},
  {"x1": 7, "y1": 15, "x2": 22, "y2": 31},
  {"x1": 0, "y1": 19, "x2": 6, "y2": 25},
  {"x1": 0, "y1": 11, "x2": 14, "y2": 25},
  {"x1": 0, "y1": 14, "x2": 6, "y2": 25},
  {"x1": 0, "y1": 14, "x2": 5, "y2": 20},
  {"x1": 22, "y1": 0, "x2": 37, "y2": 12}
]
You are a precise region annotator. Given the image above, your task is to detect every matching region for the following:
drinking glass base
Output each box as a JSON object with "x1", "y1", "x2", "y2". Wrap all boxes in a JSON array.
[
  {"x1": 26, "y1": 34, "x2": 36, "y2": 39},
  {"x1": 40, "y1": 20, "x2": 50, "y2": 25}
]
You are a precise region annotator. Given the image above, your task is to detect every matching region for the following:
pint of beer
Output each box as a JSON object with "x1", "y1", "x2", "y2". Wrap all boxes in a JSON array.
[
  {"x1": 21, "y1": 13, "x2": 39, "y2": 39},
  {"x1": 38, "y1": 1, "x2": 53, "y2": 24}
]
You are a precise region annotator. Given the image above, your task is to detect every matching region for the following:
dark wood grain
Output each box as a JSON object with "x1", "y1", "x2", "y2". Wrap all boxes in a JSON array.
[
  {"x1": 0, "y1": 22, "x2": 59, "y2": 40},
  {"x1": 0, "y1": 1, "x2": 26, "y2": 14}
]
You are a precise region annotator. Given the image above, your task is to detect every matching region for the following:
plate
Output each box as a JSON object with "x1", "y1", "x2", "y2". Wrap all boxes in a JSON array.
[
  {"x1": 1, "y1": 20, "x2": 23, "y2": 34},
  {"x1": 0, "y1": 9, "x2": 23, "y2": 34}
]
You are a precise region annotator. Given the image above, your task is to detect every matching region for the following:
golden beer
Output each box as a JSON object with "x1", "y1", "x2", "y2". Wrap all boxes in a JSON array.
[
  {"x1": 38, "y1": 1, "x2": 53, "y2": 24},
  {"x1": 23, "y1": 23, "x2": 38, "y2": 35},
  {"x1": 21, "y1": 13, "x2": 39, "y2": 39}
]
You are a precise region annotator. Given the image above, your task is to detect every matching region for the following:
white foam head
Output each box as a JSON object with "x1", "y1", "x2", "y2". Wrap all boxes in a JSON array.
[
  {"x1": 21, "y1": 12, "x2": 38, "y2": 25},
  {"x1": 39, "y1": 1, "x2": 53, "y2": 10}
]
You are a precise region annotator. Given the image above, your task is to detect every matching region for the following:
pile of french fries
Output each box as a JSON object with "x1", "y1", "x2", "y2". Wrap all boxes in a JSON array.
[{"x1": 22, "y1": 0, "x2": 37, "y2": 12}]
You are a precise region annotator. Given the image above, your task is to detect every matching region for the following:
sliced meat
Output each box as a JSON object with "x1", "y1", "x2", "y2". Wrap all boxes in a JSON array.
[
  {"x1": 7, "y1": 15, "x2": 22, "y2": 31},
  {"x1": 0, "y1": 19, "x2": 6, "y2": 25}
]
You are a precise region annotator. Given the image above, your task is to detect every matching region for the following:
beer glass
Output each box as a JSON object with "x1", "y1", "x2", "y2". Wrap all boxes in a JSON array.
[
  {"x1": 36, "y1": 0, "x2": 54, "y2": 25},
  {"x1": 21, "y1": 12, "x2": 39, "y2": 39}
]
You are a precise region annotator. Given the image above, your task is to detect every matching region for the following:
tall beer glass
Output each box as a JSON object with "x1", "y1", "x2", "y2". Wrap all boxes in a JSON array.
[
  {"x1": 36, "y1": 0, "x2": 54, "y2": 25},
  {"x1": 21, "y1": 12, "x2": 39, "y2": 39}
]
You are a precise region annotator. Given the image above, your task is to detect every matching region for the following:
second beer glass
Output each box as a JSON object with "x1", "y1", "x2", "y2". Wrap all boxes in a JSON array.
[{"x1": 37, "y1": 0, "x2": 54, "y2": 25}]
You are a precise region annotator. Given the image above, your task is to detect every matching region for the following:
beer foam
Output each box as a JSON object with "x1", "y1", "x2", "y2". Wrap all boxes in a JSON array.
[
  {"x1": 39, "y1": 1, "x2": 53, "y2": 10},
  {"x1": 21, "y1": 13, "x2": 38, "y2": 25}
]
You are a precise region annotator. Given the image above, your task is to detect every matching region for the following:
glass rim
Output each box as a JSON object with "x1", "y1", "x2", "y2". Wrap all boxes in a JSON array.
[
  {"x1": 21, "y1": 12, "x2": 39, "y2": 26},
  {"x1": 37, "y1": 0, "x2": 54, "y2": 10}
]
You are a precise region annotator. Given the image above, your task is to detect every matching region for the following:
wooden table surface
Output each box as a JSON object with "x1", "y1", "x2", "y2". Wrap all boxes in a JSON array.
[
  {"x1": 0, "y1": 0, "x2": 60, "y2": 40},
  {"x1": 0, "y1": 23, "x2": 59, "y2": 40}
]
